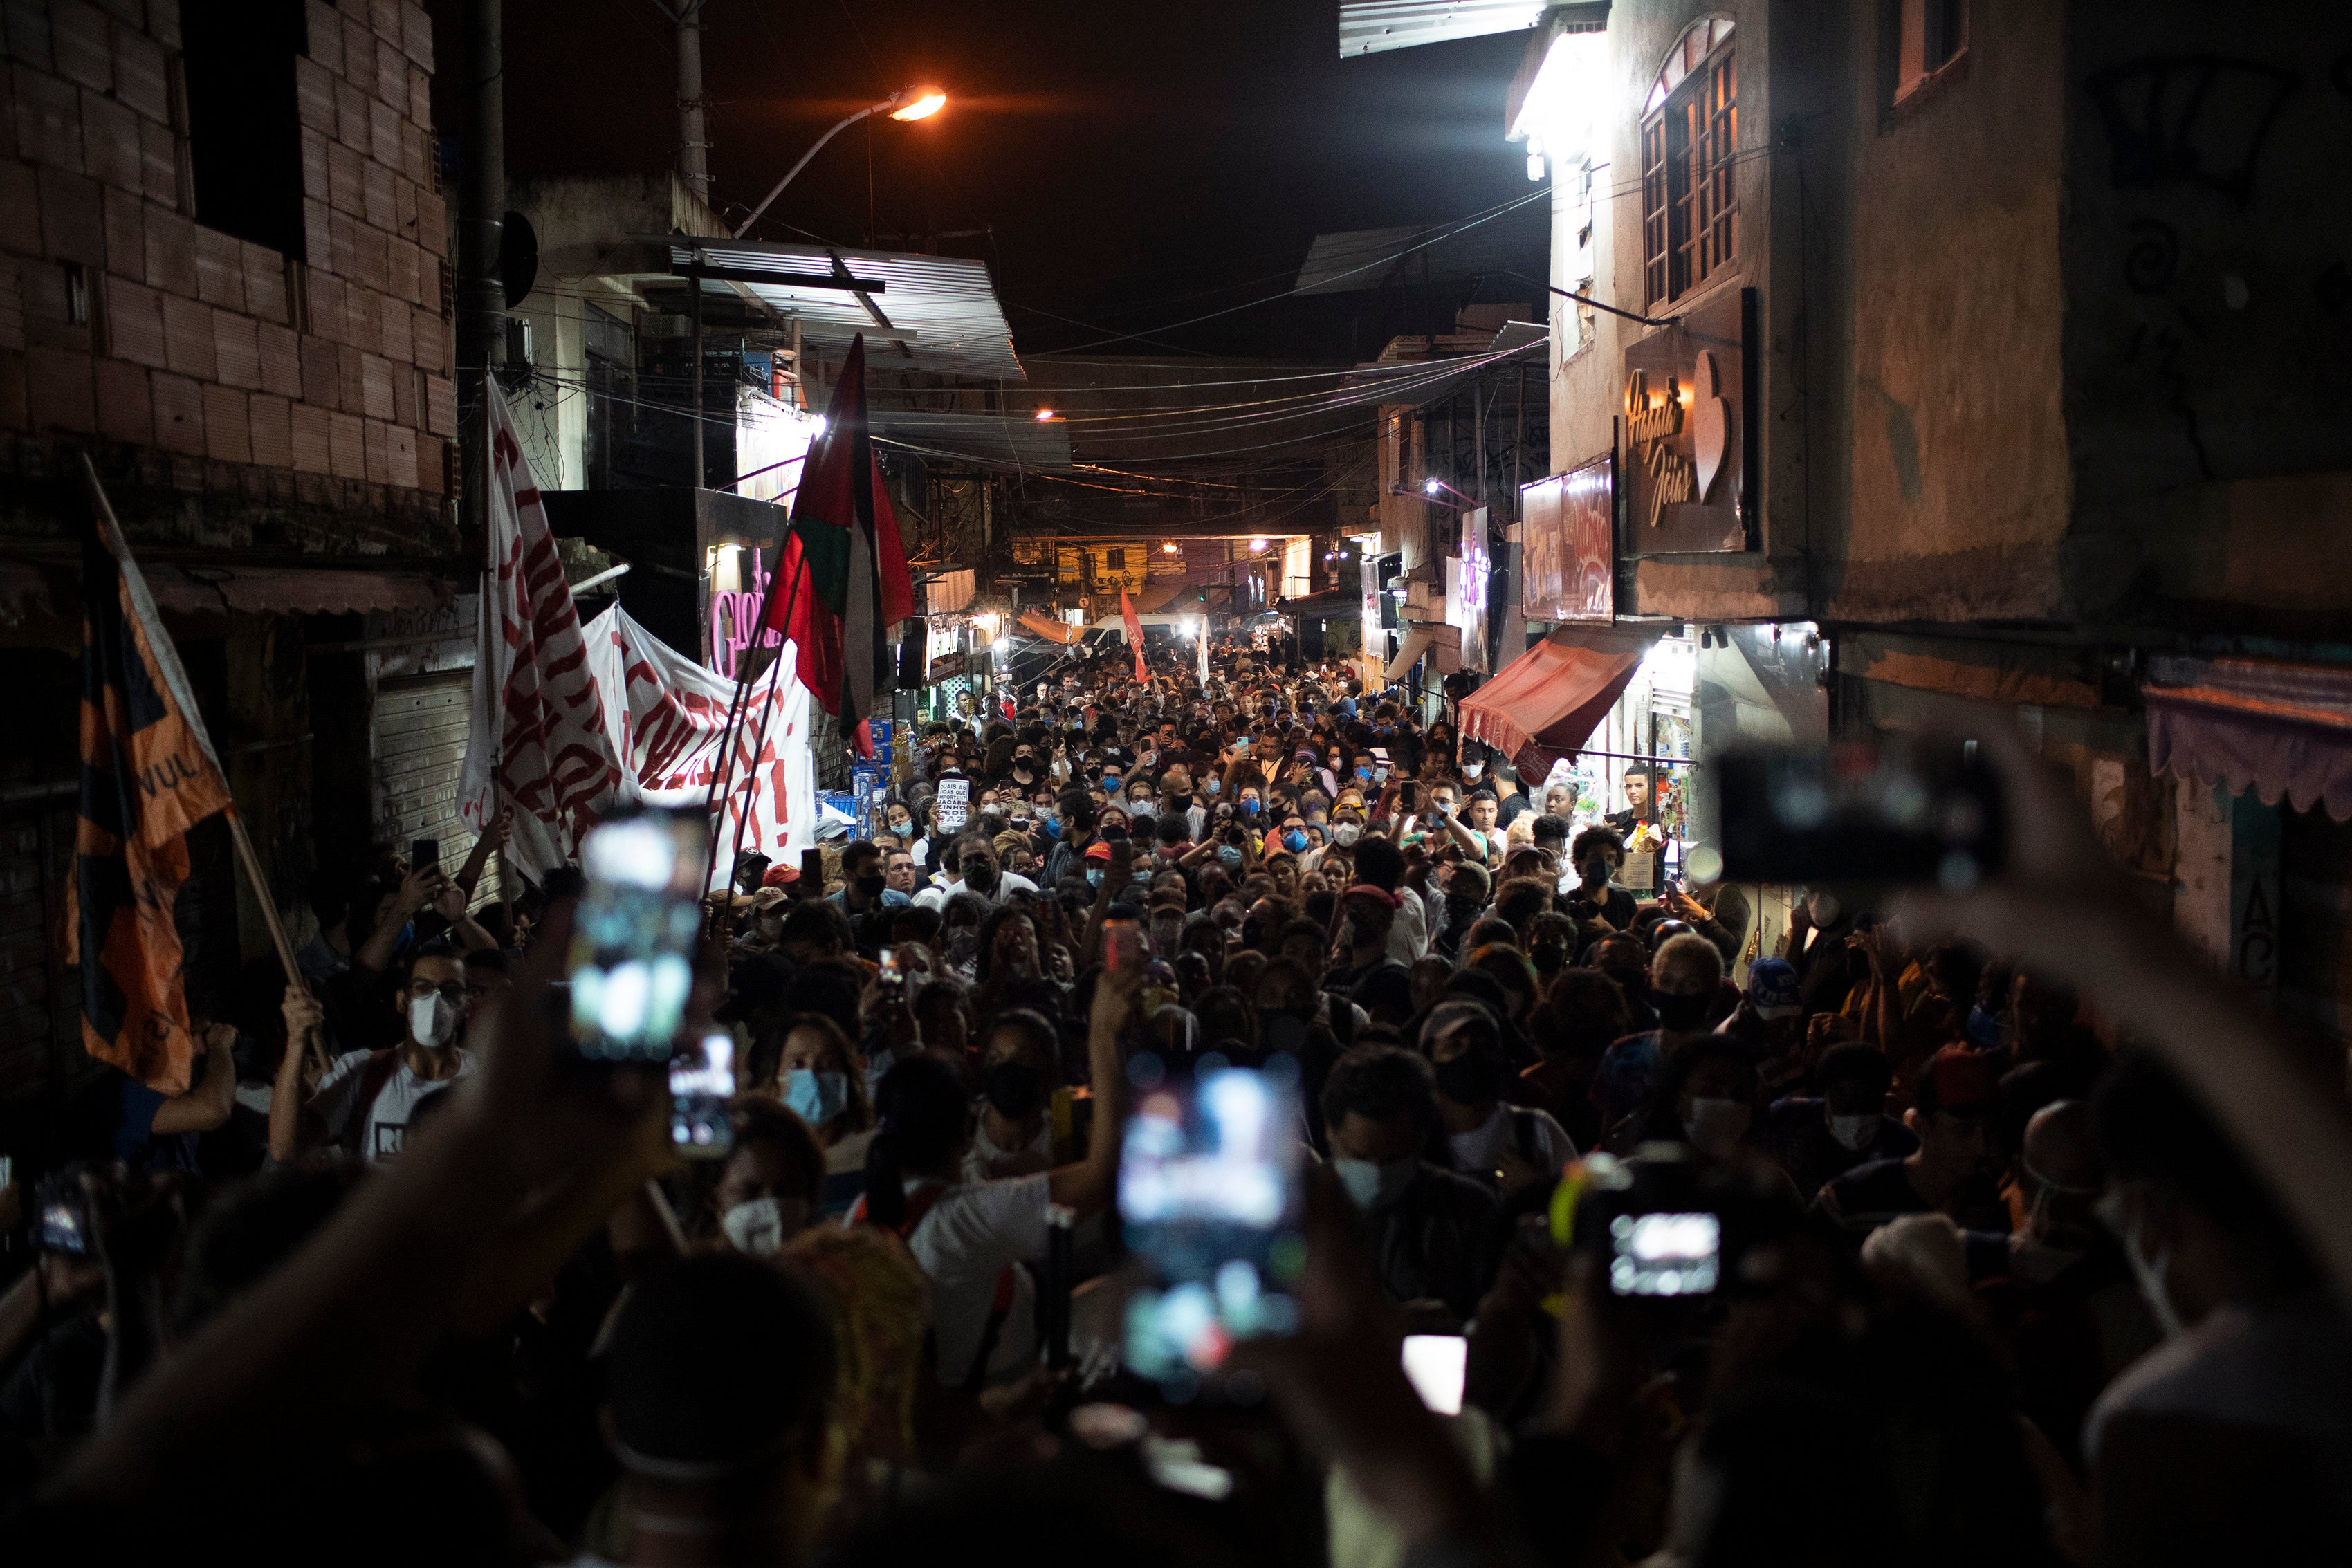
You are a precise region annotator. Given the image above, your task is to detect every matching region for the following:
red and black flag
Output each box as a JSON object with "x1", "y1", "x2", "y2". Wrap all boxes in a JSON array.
[
  {"x1": 762, "y1": 335, "x2": 915, "y2": 759},
  {"x1": 68, "y1": 460, "x2": 235, "y2": 1093}
]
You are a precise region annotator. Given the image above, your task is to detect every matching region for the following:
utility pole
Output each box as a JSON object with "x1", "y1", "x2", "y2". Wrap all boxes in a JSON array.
[
  {"x1": 458, "y1": 0, "x2": 506, "y2": 528},
  {"x1": 665, "y1": 0, "x2": 713, "y2": 205}
]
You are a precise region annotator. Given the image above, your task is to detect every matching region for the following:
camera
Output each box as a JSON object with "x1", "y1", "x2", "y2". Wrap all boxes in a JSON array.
[{"x1": 1555, "y1": 1148, "x2": 1792, "y2": 1300}]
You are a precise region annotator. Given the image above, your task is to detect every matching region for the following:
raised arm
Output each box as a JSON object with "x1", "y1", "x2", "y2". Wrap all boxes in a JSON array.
[
  {"x1": 148, "y1": 1026, "x2": 235, "y2": 1136},
  {"x1": 1897, "y1": 718, "x2": 2352, "y2": 1309},
  {"x1": 270, "y1": 990, "x2": 327, "y2": 1165},
  {"x1": 1046, "y1": 958, "x2": 1139, "y2": 1219}
]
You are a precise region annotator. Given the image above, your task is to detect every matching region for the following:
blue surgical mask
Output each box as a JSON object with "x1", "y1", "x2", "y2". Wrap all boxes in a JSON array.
[
  {"x1": 1103, "y1": 775, "x2": 1121, "y2": 791},
  {"x1": 1217, "y1": 846, "x2": 1243, "y2": 870},
  {"x1": 1241, "y1": 800, "x2": 1260, "y2": 816},
  {"x1": 1283, "y1": 829, "x2": 1308, "y2": 852},
  {"x1": 1042, "y1": 816, "x2": 1063, "y2": 840},
  {"x1": 1204, "y1": 780, "x2": 1220, "y2": 795},
  {"x1": 1087, "y1": 867, "x2": 1104, "y2": 887},
  {"x1": 1331, "y1": 1155, "x2": 1417, "y2": 1210},
  {"x1": 783, "y1": 1068, "x2": 849, "y2": 1126}
]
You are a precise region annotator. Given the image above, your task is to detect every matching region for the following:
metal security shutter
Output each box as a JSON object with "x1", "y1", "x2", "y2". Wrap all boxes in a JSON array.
[{"x1": 371, "y1": 669, "x2": 475, "y2": 878}]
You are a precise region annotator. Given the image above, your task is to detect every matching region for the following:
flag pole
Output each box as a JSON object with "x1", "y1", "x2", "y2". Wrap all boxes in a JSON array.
[
  {"x1": 699, "y1": 536, "x2": 807, "y2": 914},
  {"x1": 707, "y1": 544, "x2": 808, "y2": 911},
  {"x1": 79, "y1": 455, "x2": 326, "y2": 1073}
]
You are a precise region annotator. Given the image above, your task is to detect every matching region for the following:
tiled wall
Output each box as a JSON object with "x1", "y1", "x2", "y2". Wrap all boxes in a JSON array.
[{"x1": 0, "y1": 0, "x2": 452, "y2": 497}]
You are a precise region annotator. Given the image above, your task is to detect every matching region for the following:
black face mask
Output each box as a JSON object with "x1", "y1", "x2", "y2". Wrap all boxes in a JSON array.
[
  {"x1": 1530, "y1": 943, "x2": 1568, "y2": 975},
  {"x1": 1847, "y1": 945, "x2": 1875, "y2": 981},
  {"x1": 962, "y1": 863, "x2": 1000, "y2": 894},
  {"x1": 1433, "y1": 1049, "x2": 1504, "y2": 1105},
  {"x1": 1653, "y1": 989, "x2": 1712, "y2": 1031},
  {"x1": 983, "y1": 1059, "x2": 1046, "y2": 1120},
  {"x1": 854, "y1": 873, "x2": 887, "y2": 898},
  {"x1": 1262, "y1": 1013, "x2": 1312, "y2": 1058},
  {"x1": 1167, "y1": 793, "x2": 1192, "y2": 812}
]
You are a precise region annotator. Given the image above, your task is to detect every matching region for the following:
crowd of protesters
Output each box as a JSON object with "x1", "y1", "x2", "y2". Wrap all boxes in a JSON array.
[{"x1": 3, "y1": 631, "x2": 2350, "y2": 1567}]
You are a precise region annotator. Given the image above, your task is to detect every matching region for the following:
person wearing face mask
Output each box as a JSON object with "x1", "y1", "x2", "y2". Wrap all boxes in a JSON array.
[
  {"x1": 713, "y1": 1098, "x2": 828, "y2": 1246},
  {"x1": 1319, "y1": 1044, "x2": 1500, "y2": 1322},
  {"x1": 769, "y1": 1014, "x2": 877, "y2": 1214},
  {"x1": 1762, "y1": 1040, "x2": 1918, "y2": 1201},
  {"x1": 828, "y1": 839, "x2": 913, "y2": 956},
  {"x1": 2080, "y1": 1053, "x2": 2352, "y2": 1565},
  {"x1": 913, "y1": 833, "x2": 1036, "y2": 912},
  {"x1": 1588, "y1": 932, "x2": 1725, "y2": 1138},
  {"x1": 1565, "y1": 827, "x2": 1638, "y2": 933},
  {"x1": 964, "y1": 1011, "x2": 1064, "y2": 1182},
  {"x1": 1421, "y1": 1000, "x2": 1577, "y2": 1195},
  {"x1": 1618, "y1": 1035, "x2": 1767, "y2": 1172},
  {"x1": 285, "y1": 943, "x2": 475, "y2": 1163},
  {"x1": 1812, "y1": 1046, "x2": 2010, "y2": 1261}
]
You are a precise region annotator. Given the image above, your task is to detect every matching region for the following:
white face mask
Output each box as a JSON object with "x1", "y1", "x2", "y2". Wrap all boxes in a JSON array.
[
  {"x1": 1462, "y1": 762, "x2": 1485, "y2": 780},
  {"x1": 1682, "y1": 1096, "x2": 1752, "y2": 1158},
  {"x1": 1828, "y1": 1112, "x2": 1879, "y2": 1151},
  {"x1": 407, "y1": 992, "x2": 459, "y2": 1049},
  {"x1": 721, "y1": 1196, "x2": 811, "y2": 1257},
  {"x1": 1333, "y1": 822, "x2": 1361, "y2": 846},
  {"x1": 1331, "y1": 1155, "x2": 1418, "y2": 1210}
]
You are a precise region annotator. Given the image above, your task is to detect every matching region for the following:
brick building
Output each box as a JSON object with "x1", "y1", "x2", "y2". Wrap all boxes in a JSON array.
[{"x1": 0, "y1": 0, "x2": 466, "y2": 1130}]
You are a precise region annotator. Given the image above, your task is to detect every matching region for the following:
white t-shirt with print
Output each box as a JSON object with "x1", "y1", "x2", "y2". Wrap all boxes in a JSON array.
[
  {"x1": 1447, "y1": 1102, "x2": 1578, "y2": 1183},
  {"x1": 311, "y1": 1047, "x2": 476, "y2": 1162},
  {"x1": 894, "y1": 1172, "x2": 1052, "y2": 1387}
]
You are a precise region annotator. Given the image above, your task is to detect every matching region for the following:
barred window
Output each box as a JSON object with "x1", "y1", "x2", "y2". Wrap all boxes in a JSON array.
[{"x1": 1639, "y1": 18, "x2": 1739, "y2": 308}]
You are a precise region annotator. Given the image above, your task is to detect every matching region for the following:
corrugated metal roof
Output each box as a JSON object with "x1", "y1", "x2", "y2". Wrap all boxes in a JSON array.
[
  {"x1": 662, "y1": 239, "x2": 1025, "y2": 381},
  {"x1": 1337, "y1": 0, "x2": 1545, "y2": 57},
  {"x1": 1293, "y1": 201, "x2": 1547, "y2": 296},
  {"x1": 869, "y1": 410, "x2": 1072, "y2": 468}
]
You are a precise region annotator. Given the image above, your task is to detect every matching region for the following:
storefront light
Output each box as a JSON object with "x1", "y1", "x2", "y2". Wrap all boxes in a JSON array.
[{"x1": 1507, "y1": 24, "x2": 1608, "y2": 174}]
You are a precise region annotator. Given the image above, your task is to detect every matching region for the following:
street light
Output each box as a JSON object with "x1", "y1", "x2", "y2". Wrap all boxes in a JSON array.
[{"x1": 733, "y1": 86, "x2": 949, "y2": 239}]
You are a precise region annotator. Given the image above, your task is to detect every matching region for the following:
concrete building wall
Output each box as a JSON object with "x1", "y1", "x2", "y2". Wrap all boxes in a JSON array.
[{"x1": 1822, "y1": 0, "x2": 2071, "y2": 625}]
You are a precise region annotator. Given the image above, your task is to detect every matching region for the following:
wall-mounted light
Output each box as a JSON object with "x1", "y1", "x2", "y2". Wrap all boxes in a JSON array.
[{"x1": 1161, "y1": 542, "x2": 1179, "y2": 554}]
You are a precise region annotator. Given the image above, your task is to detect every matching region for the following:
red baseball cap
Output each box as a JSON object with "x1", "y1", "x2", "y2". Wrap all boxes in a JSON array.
[
  {"x1": 761, "y1": 864, "x2": 800, "y2": 887},
  {"x1": 1916, "y1": 1046, "x2": 2001, "y2": 1118}
]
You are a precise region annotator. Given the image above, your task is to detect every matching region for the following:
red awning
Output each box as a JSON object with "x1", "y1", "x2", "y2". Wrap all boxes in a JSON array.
[
  {"x1": 2146, "y1": 655, "x2": 2352, "y2": 821},
  {"x1": 1460, "y1": 627, "x2": 1656, "y2": 775}
]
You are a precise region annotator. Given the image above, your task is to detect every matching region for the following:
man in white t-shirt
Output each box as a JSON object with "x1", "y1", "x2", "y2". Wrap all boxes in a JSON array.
[
  {"x1": 275, "y1": 944, "x2": 476, "y2": 1163},
  {"x1": 912, "y1": 836, "x2": 1038, "y2": 912}
]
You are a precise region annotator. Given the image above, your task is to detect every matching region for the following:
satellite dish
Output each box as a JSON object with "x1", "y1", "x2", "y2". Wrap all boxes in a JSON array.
[{"x1": 499, "y1": 210, "x2": 539, "y2": 308}]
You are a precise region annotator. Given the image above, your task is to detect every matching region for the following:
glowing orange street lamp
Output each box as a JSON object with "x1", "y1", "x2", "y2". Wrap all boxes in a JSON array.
[{"x1": 735, "y1": 87, "x2": 950, "y2": 238}]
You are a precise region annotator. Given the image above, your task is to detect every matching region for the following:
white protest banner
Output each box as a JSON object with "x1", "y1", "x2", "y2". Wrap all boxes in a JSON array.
[
  {"x1": 933, "y1": 775, "x2": 971, "y2": 831},
  {"x1": 459, "y1": 391, "x2": 630, "y2": 879},
  {"x1": 582, "y1": 605, "x2": 816, "y2": 889}
]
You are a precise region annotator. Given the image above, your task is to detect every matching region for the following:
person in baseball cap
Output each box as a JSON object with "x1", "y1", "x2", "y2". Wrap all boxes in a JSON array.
[{"x1": 1746, "y1": 957, "x2": 1801, "y2": 1020}]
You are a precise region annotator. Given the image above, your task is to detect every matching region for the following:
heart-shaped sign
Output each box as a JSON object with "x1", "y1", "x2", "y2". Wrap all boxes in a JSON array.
[{"x1": 1690, "y1": 351, "x2": 1730, "y2": 504}]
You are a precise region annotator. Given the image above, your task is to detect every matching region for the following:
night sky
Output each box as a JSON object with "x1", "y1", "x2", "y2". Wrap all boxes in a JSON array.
[{"x1": 457, "y1": 0, "x2": 1536, "y2": 356}]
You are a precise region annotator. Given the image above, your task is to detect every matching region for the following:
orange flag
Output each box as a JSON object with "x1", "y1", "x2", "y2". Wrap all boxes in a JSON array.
[
  {"x1": 69, "y1": 461, "x2": 236, "y2": 1092},
  {"x1": 1119, "y1": 586, "x2": 1147, "y2": 684}
]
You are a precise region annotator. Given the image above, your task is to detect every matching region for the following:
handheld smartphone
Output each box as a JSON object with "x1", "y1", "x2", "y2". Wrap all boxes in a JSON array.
[
  {"x1": 35, "y1": 1174, "x2": 91, "y2": 1257},
  {"x1": 1120, "y1": 1065, "x2": 1305, "y2": 1387},
  {"x1": 669, "y1": 1031, "x2": 736, "y2": 1156},
  {"x1": 1607, "y1": 1210, "x2": 1722, "y2": 1298},
  {"x1": 1714, "y1": 741, "x2": 2005, "y2": 887},
  {"x1": 1104, "y1": 916, "x2": 1142, "y2": 972},
  {"x1": 1401, "y1": 1334, "x2": 1467, "y2": 1415},
  {"x1": 1398, "y1": 781, "x2": 1417, "y2": 811},
  {"x1": 567, "y1": 809, "x2": 708, "y2": 1062},
  {"x1": 876, "y1": 946, "x2": 904, "y2": 992},
  {"x1": 410, "y1": 838, "x2": 440, "y2": 875}
]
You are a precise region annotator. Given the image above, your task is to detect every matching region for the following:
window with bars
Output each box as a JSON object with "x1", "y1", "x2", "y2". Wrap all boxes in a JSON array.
[{"x1": 1639, "y1": 19, "x2": 1739, "y2": 308}]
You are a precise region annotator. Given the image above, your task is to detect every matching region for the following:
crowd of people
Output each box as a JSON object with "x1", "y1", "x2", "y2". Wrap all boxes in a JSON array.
[{"x1": 3, "y1": 634, "x2": 2349, "y2": 1566}]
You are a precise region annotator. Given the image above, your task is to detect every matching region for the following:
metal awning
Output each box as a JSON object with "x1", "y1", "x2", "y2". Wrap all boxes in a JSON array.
[
  {"x1": 870, "y1": 409, "x2": 1070, "y2": 468},
  {"x1": 663, "y1": 238, "x2": 1025, "y2": 380},
  {"x1": 1294, "y1": 201, "x2": 1547, "y2": 296},
  {"x1": 1384, "y1": 622, "x2": 1437, "y2": 682},
  {"x1": 1339, "y1": 0, "x2": 1547, "y2": 57}
]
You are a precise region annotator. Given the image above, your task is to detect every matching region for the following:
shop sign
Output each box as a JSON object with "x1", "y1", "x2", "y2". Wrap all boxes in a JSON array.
[
  {"x1": 1619, "y1": 286, "x2": 1752, "y2": 555},
  {"x1": 710, "y1": 549, "x2": 783, "y2": 680},
  {"x1": 1520, "y1": 453, "x2": 1614, "y2": 622},
  {"x1": 1444, "y1": 508, "x2": 1490, "y2": 675}
]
